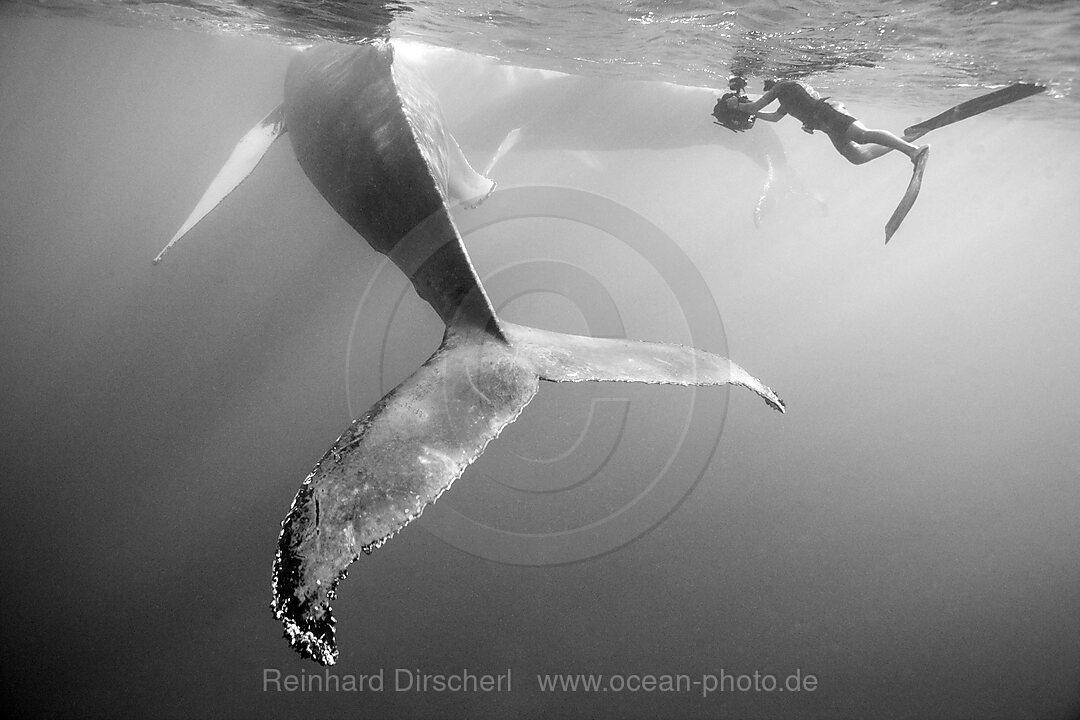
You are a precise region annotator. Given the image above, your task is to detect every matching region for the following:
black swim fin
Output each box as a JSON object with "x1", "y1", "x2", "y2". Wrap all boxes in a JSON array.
[
  {"x1": 885, "y1": 147, "x2": 930, "y2": 244},
  {"x1": 904, "y1": 83, "x2": 1045, "y2": 141}
]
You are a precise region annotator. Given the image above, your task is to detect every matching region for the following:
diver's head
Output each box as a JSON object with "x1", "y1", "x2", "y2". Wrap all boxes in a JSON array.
[
  {"x1": 728, "y1": 75, "x2": 747, "y2": 92},
  {"x1": 763, "y1": 78, "x2": 778, "y2": 91}
]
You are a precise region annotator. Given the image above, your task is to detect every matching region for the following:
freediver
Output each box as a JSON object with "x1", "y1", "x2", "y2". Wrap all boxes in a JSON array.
[
  {"x1": 725, "y1": 78, "x2": 929, "y2": 166},
  {"x1": 711, "y1": 75, "x2": 756, "y2": 132}
]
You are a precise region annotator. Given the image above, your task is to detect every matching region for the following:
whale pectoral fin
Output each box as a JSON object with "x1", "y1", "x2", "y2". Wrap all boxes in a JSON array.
[
  {"x1": 482, "y1": 126, "x2": 523, "y2": 177},
  {"x1": 753, "y1": 153, "x2": 777, "y2": 228},
  {"x1": 272, "y1": 329, "x2": 539, "y2": 666},
  {"x1": 502, "y1": 322, "x2": 785, "y2": 413},
  {"x1": 446, "y1": 130, "x2": 496, "y2": 208},
  {"x1": 566, "y1": 149, "x2": 604, "y2": 171},
  {"x1": 153, "y1": 104, "x2": 286, "y2": 264}
]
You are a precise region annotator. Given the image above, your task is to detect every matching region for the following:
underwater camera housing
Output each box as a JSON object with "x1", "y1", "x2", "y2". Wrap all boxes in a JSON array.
[{"x1": 712, "y1": 91, "x2": 755, "y2": 132}]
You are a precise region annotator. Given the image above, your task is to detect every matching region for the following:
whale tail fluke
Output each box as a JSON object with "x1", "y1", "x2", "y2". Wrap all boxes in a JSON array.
[
  {"x1": 503, "y1": 322, "x2": 785, "y2": 413},
  {"x1": 271, "y1": 324, "x2": 540, "y2": 666},
  {"x1": 272, "y1": 318, "x2": 782, "y2": 665},
  {"x1": 153, "y1": 104, "x2": 287, "y2": 264}
]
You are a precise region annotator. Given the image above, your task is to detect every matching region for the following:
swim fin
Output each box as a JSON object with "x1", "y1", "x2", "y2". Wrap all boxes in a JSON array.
[
  {"x1": 903, "y1": 82, "x2": 1045, "y2": 141},
  {"x1": 885, "y1": 146, "x2": 929, "y2": 244}
]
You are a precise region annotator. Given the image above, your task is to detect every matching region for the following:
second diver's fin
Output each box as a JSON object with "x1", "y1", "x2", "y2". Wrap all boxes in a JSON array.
[{"x1": 153, "y1": 104, "x2": 287, "y2": 264}]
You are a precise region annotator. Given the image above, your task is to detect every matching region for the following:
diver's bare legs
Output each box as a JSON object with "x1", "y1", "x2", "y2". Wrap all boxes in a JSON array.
[{"x1": 838, "y1": 121, "x2": 927, "y2": 165}]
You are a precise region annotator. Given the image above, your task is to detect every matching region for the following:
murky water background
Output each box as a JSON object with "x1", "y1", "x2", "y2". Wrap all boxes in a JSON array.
[{"x1": 1, "y1": 2, "x2": 1078, "y2": 718}]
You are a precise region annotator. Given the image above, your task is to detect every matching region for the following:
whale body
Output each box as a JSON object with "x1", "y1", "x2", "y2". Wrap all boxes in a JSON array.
[{"x1": 159, "y1": 40, "x2": 784, "y2": 666}]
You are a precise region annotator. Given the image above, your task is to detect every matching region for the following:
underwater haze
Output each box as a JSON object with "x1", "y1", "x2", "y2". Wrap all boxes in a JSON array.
[{"x1": 1, "y1": 2, "x2": 1079, "y2": 719}]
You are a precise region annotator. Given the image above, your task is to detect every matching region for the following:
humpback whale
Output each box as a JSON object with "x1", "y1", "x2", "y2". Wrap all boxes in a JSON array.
[
  {"x1": 156, "y1": 41, "x2": 784, "y2": 666},
  {"x1": 390, "y1": 41, "x2": 825, "y2": 227}
]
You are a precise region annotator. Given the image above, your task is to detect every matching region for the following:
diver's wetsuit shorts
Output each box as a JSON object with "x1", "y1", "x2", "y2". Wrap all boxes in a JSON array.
[
  {"x1": 775, "y1": 82, "x2": 857, "y2": 147},
  {"x1": 815, "y1": 100, "x2": 857, "y2": 149}
]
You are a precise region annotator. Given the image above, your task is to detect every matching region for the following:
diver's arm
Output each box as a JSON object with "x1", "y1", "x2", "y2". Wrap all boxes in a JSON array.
[
  {"x1": 730, "y1": 88, "x2": 781, "y2": 114},
  {"x1": 754, "y1": 109, "x2": 786, "y2": 122}
]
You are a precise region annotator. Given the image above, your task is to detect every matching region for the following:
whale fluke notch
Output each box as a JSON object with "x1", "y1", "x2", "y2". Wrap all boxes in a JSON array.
[{"x1": 153, "y1": 104, "x2": 286, "y2": 264}]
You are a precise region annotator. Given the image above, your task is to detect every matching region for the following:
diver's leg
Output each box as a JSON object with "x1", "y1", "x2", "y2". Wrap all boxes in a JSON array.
[
  {"x1": 836, "y1": 140, "x2": 893, "y2": 165},
  {"x1": 830, "y1": 126, "x2": 893, "y2": 165},
  {"x1": 847, "y1": 121, "x2": 925, "y2": 162}
]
